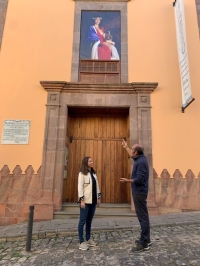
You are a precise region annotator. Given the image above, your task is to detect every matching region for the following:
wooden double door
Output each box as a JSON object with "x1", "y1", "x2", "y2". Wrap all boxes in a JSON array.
[{"x1": 63, "y1": 108, "x2": 130, "y2": 203}]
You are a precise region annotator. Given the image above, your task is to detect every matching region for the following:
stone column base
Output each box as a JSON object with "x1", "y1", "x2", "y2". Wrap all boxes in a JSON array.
[
  {"x1": 34, "y1": 203, "x2": 54, "y2": 221},
  {"x1": 131, "y1": 198, "x2": 158, "y2": 216},
  {"x1": 147, "y1": 204, "x2": 158, "y2": 216}
]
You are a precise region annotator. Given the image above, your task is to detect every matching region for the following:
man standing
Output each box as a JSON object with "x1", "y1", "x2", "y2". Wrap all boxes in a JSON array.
[{"x1": 120, "y1": 140, "x2": 151, "y2": 252}]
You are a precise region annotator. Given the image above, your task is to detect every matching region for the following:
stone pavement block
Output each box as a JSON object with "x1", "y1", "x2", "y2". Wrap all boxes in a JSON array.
[
  {"x1": 5, "y1": 230, "x2": 25, "y2": 236},
  {"x1": 93, "y1": 220, "x2": 111, "y2": 226},
  {"x1": 7, "y1": 235, "x2": 27, "y2": 242},
  {"x1": 0, "y1": 261, "x2": 5, "y2": 265},
  {"x1": 45, "y1": 231, "x2": 57, "y2": 238},
  {"x1": 39, "y1": 224, "x2": 57, "y2": 230},
  {"x1": 106, "y1": 221, "x2": 115, "y2": 227},
  {"x1": 157, "y1": 255, "x2": 171, "y2": 264},
  {"x1": 51, "y1": 219, "x2": 78, "y2": 224},
  {"x1": 149, "y1": 217, "x2": 165, "y2": 223},
  {"x1": 174, "y1": 259, "x2": 190, "y2": 265},
  {"x1": 58, "y1": 230, "x2": 76, "y2": 237},
  {"x1": 32, "y1": 223, "x2": 43, "y2": 230},
  {"x1": 37, "y1": 231, "x2": 46, "y2": 239},
  {"x1": 189, "y1": 259, "x2": 200, "y2": 265},
  {"x1": 57, "y1": 223, "x2": 75, "y2": 229},
  {"x1": 0, "y1": 231, "x2": 6, "y2": 238},
  {"x1": 114, "y1": 221, "x2": 133, "y2": 227}
]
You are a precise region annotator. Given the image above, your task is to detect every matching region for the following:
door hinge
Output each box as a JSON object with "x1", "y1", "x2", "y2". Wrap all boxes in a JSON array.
[{"x1": 69, "y1": 136, "x2": 73, "y2": 143}]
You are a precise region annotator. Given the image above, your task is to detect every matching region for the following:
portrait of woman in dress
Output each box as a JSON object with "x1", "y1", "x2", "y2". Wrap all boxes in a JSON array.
[
  {"x1": 80, "y1": 11, "x2": 121, "y2": 60},
  {"x1": 87, "y1": 17, "x2": 120, "y2": 60}
]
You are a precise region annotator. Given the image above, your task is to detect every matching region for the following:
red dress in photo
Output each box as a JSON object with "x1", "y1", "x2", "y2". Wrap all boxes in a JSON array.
[{"x1": 96, "y1": 28, "x2": 111, "y2": 60}]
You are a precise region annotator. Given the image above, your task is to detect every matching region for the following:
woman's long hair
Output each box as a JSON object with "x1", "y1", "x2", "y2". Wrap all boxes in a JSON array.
[{"x1": 80, "y1": 156, "x2": 96, "y2": 175}]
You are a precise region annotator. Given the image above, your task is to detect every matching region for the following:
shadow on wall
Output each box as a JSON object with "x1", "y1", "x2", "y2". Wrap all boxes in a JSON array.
[{"x1": 153, "y1": 169, "x2": 200, "y2": 214}]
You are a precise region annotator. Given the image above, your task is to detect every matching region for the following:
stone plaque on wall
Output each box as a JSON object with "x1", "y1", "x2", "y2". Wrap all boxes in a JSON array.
[{"x1": 1, "y1": 120, "x2": 30, "y2": 144}]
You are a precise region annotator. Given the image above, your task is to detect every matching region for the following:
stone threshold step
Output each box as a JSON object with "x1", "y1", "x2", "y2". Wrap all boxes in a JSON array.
[
  {"x1": 62, "y1": 203, "x2": 131, "y2": 207},
  {"x1": 54, "y1": 211, "x2": 135, "y2": 216}
]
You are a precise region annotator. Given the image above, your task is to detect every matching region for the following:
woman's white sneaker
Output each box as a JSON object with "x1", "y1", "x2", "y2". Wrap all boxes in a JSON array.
[
  {"x1": 86, "y1": 239, "x2": 97, "y2": 247},
  {"x1": 79, "y1": 242, "x2": 89, "y2": 250}
]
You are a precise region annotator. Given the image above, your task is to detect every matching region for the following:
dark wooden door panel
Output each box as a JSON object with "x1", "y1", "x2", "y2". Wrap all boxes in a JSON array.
[{"x1": 63, "y1": 114, "x2": 129, "y2": 203}]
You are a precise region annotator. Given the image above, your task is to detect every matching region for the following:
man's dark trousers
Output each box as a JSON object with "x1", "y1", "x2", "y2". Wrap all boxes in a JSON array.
[{"x1": 133, "y1": 193, "x2": 150, "y2": 245}]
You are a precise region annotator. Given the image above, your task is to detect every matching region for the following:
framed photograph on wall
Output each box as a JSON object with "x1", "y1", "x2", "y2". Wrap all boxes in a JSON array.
[{"x1": 80, "y1": 11, "x2": 121, "y2": 60}]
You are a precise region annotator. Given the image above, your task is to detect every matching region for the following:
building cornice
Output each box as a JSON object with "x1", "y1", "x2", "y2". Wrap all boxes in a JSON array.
[{"x1": 40, "y1": 81, "x2": 158, "y2": 94}]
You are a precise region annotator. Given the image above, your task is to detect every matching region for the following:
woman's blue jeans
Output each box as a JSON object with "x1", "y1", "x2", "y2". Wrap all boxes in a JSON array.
[{"x1": 78, "y1": 203, "x2": 96, "y2": 244}]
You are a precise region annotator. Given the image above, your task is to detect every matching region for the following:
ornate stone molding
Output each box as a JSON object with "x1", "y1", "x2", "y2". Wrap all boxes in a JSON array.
[
  {"x1": 40, "y1": 81, "x2": 158, "y2": 94},
  {"x1": 39, "y1": 86, "x2": 62, "y2": 209},
  {"x1": 46, "y1": 92, "x2": 61, "y2": 107},
  {"x1": 40, "y1": 80, "x2": 158, "y2": 216},
  {"x1": 40, "y1": 81, "x2": 65, "y2": 91}
]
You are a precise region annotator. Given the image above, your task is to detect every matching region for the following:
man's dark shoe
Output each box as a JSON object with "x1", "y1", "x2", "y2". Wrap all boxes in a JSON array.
[
  {"x1": 135, "y1": 239, "x2": 152, "y2": 246},
  {"x1": 132, "y1": 244, "x2": 150, "y2": 252}
]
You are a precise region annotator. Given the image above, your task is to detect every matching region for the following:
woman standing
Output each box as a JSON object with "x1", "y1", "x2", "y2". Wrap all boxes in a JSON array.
[{"x1": 78, "y1": 157, "x2": 101, "y2": 250}]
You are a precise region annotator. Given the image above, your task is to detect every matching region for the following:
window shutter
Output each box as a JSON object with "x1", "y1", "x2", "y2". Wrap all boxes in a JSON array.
[{"x1": 79, "y1": 60, "x2": 120, "y2": 83}]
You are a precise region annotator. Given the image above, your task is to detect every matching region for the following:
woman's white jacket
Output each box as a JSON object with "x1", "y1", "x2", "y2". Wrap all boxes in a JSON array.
[{"x1": 78, "y1": 171, "x2": 101, "y2": 204}]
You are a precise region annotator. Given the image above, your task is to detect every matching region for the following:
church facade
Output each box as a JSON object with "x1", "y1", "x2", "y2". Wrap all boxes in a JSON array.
[{"x1": 0, "y1": 0, "x2": 200, "y2": 225}]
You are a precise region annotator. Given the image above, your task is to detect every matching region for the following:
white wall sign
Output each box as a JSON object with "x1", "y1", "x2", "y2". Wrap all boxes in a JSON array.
[
  {"x1": 173, "y1": 0, "x2": 194, "y2": 110},
  {"x1": 1, "y1": 120, "x2": 30, "y2": 144}
]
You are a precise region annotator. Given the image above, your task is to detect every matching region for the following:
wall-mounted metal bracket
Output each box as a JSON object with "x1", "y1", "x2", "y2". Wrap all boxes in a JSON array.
[{"x1": 182, "y1": 98, "x2": 195, "y2": 113}]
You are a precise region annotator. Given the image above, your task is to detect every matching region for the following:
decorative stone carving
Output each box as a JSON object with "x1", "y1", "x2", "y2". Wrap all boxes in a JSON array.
[
  {"x1": 45, "y1": 88, "x2": 63, "y2": 107},
  {"x1": 141, "y1": 96, "x2": 147, "y2": 103},
  {"x1": 50, "y1": 94, "x2": 57, "y2": 102},
  {"x1": 137, "y1": 94, "x2": 150, "y2": 107}
]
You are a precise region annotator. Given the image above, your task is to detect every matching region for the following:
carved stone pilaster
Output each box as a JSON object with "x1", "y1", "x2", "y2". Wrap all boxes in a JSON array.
[
  {"x1": 34, "y1": 83, "x2": 65, "y2": 219},
  {"x1": 40, "y1": 92, "x2": 61, "y2": 200},
  {"x1": 137, "y1": 93, "x2": 158, "y2": 214},
  {"x1": 47, "y1": 93, "x2": 60, "y2": 106}
]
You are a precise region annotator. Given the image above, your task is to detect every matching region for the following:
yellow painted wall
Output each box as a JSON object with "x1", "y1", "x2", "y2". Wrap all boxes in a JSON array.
[
  {"x1": 0, "y1": 0, "x2": 74, "y2": 172},
  {"x1": 0, "y1": 0, "x2": 200, "y2": 176},
  {"x1": 128, "y1": 0, "x2": 200, "y2": 176}
]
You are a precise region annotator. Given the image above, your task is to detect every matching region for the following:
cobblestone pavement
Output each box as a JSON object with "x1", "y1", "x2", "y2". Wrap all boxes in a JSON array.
[{"x1": 1, "y1": 223, "x2": 200, "y2": 266}]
